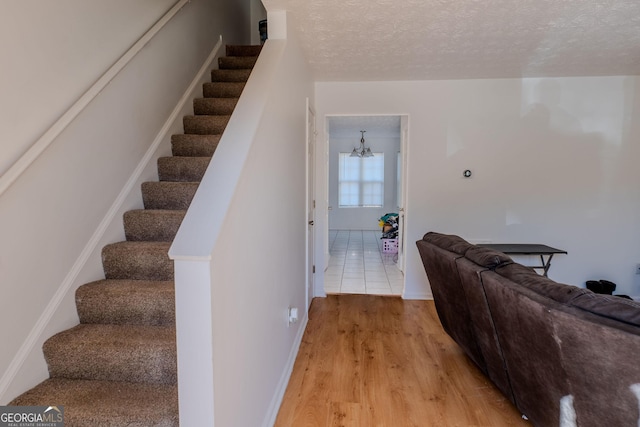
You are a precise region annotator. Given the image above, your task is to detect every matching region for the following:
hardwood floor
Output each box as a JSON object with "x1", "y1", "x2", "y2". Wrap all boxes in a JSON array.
[{"x1": 275, "y1": 295, "x2": 529, "y2": 427}]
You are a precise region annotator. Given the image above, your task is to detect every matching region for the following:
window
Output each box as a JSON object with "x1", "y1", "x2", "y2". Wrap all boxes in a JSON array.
[{"x1": 338, "y1": 153, "x2": 384, "y2": 207}]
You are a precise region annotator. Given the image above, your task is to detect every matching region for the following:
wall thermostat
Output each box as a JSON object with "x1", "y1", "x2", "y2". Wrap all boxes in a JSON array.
[{"x1": 463, "y1": 169, "x2": 472, "y2": 178}]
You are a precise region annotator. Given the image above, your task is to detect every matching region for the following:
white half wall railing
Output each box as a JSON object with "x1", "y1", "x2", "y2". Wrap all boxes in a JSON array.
[
  {"x1": 168, "y1": 37, "x2": 283, "y2": 427},
  {"x1": 0, "y1": 0, "x2": 189, "y2": 197},
  {"x1": 170, "y1": 11, "x2": 314, "y2": 423}
]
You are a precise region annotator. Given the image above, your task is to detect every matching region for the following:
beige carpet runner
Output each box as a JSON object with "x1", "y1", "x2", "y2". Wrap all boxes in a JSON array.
[{"x1": 9, "y1": 44, "x2": 262, "y2": 426}]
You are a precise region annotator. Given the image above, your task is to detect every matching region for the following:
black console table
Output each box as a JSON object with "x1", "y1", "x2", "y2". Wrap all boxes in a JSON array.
[{"x1": 478, "y1": 244, "x2": 567, "y2": 277}]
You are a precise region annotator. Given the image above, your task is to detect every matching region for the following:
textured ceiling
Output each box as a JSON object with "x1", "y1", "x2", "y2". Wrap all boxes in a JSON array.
[{"x1": 262, "y1": 0, "x2": 640, "y2": 81}]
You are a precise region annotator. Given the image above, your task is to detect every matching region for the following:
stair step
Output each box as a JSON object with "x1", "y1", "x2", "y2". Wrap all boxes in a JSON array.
[
  {"x1": 183, "y1": 115, "x2": 230, "y2": 135},
  {"x1": 226, "y1": 45, "x2": 262, "y2": 57},
  {"x1": 76, "y1": 279, "x2": 175, "y2": 326},
  {"x1": 171, "y1": 134, "x2": 222, "y2": 157},
  {"x1": 203, "y1": 82, "x2": 246, "y2": 98},
  {"x1": 124, "y1": 209, "x2": 186, "y2": 242},
  {"x1": 44, "y1": 324, "x2": 176, "y2": 384},
  {"x1": 157, "y1": 156, "x2": 211, "y2": 182},
  {"x1": 141, "y1": 181, "x2": 199, "y2": 210},
  {"x1": 102, "y1": 241, "x2": 173, "y2": 281},
  {"x1": 194, "y1": 97, "x2": 238, "y2": 115},
  {"x1": 9, "y1": 378, "x2": 178, "y2": 426},
  {"x1": 211, "y1": 69, "x2": 252, "y2": 82},
  {"x1": 218, "y1": 56, "x2": 258, "y2": 70}
]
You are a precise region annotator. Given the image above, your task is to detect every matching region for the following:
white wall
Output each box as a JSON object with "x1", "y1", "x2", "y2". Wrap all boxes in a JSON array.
[
  {"x1": 315, "y1": 77, "x2": 640, "y2": 299},
  {"x1": 0, "y1": 0, "x2": 250, "y2": 403},
  {"x1": 328, "y1": 135, "x2": 400, "y2": 230},
  {"x1": 170, "y1": 10, "x2": 314, "y2": 426},
  {"x1": 0, "y1": 0, "x2": 176, "y2": 176}
]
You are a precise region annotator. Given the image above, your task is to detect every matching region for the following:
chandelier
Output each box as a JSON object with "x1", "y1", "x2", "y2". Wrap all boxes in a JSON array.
[{"x1": 350, "y1": 130, "x2": 373, "y2": 158}]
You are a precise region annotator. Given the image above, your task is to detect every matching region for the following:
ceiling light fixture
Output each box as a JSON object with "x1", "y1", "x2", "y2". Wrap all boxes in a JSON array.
[{"x1": 350, "y1": 130, "x2": 374, "y2": 158}]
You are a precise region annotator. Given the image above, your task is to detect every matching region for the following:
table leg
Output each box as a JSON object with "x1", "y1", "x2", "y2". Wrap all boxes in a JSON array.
[{"x1": 541, "y1": 254, "x2": 555, "y2": 277}]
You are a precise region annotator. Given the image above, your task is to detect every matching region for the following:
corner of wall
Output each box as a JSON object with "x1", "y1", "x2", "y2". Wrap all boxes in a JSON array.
[{"x1": 266, "y1": 10, "x2": 287, "y2": 40}]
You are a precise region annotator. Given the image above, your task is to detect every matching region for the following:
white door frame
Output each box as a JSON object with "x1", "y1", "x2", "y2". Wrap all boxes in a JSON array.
[
  {"x1": 396, "y1": 116, "x2": 409, "y2": 273},
  {"x1": 305, "y1": 99, "x2": 316, "y2": 310},
  {"x1": 318, "y1": 114, "x2": 409, "y2": 296}
]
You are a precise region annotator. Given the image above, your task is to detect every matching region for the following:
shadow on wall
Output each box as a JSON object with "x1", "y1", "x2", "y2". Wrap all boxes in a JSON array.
[
  {"x1": 441, "y1": 78, "x2": 607, "y2": 237},
  {"x1": 502, "y1": 79, "x2": 604, "y2": 232},
  {"x1": 433, "y1": 77, "x2": 639, "y2": 292}
]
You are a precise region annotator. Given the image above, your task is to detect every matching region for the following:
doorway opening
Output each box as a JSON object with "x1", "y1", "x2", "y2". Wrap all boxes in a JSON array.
[{"x1": 323, "y1": 115, "x2": 408, "y2": 296}]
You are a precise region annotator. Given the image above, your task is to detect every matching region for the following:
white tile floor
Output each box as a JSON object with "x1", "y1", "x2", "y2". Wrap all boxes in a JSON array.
[{"x1": 324, "y1": 230, "x2": 404, "y2": 296}]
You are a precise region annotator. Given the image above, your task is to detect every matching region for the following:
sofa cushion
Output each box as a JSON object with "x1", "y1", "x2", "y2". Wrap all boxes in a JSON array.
[
  {"x1": 456, "y1": 258, "x2": 515, "y2": 404},
  {"x1": 480, "y1": 270, "x2": 570, "y2": 426},
  {"x1": 551, "y1": 306, "x2": 640, "y2": 427},
  {"x1": 415, "y1": 239, "x2": 487, "y2": 373},
  {"x1": 422, "y1": 232, "x2": 473, "y2": 255},
  {"x1": 495, "y1": 263, "x2": 587, "y2": 304},
  {"x1": 569, "y1": 292, "x2": 640, "y2": 327},
  {"x1": 464, "y1": 246, "x2": 512, "y2": 269}
]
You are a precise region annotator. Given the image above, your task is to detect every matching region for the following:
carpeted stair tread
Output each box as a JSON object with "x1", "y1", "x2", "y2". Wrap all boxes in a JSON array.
[
  {"x1": 218, "y1": 56, "x2": 258, "y2": 70},
  {"x1": 102, "y1": 241, "x2": 173, "y2": 281},
  {"x1": 226, "y1": 45, "x2": 262, "y2": 57},
  {"x1": 157, "y1": 156, "x2": 211, "y2": 182},
  {"x1": 183, "y1": 115, "x2": 230, "y2": 135},
  {"x1": 141, "y1": 181, "x2": 199, "y2": 210},
  {"x1": 193, "y1": 97, "x2": 238, "y2": 115},
  {"x1": 76, "y1": 279, "x2": 175, "y2": 326},
  {"x1": 171, "y1": 134, "x2": 222, "y2": 157},
  {"x1": 203, "y1": 82, "x2": 246, "y2": 98},
  {"x1": 44, "y1": 324, "x2": 176, "y2": 384},
  {"x1": 211, "y1": 69, "x2": 252, "y2": 82},
  {"x1": 10, "y1": 379, "x2": 178, "y2": 426},
  {"x1": 124, "y1": 209, "x2": 186, "y2": 242}
]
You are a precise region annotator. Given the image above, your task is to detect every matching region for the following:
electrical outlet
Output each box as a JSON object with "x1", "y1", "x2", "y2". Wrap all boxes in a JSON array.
[
  {"x1": 287, "y1": 307, "x2": 299, "y2": 326},
  {"x1": 636, "y1": 263, "x2": 640, "y2": 275}
]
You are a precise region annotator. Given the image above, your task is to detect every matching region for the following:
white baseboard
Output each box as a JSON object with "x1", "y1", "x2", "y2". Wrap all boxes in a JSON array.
[
  {"x1": 262, "y1": 312, "x2": 309, "y2": 427},
  {"x1": 402, "y1": 291, "x2": 433, "y2": 300}
]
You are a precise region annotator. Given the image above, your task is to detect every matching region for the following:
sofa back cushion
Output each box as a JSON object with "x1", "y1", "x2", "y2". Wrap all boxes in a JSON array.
[
  {"x1": 415, "y1": 239, "x2": 486, "y2": 372},
  {"x1": 569, "y1": 292, "x2": 640, "y2": 327},
  {"x1": 479, "y1": 270, "x2": 571, "y2": 426},
  {"x1": 495, "y1": 263, "x2": 588, "y2": 304},
  {"x1": 455, "y1": 257, "x2": 515, "y2": 405},
  {"x1": 551, "y1": 305, "x2": 640, "y2": 426},
  {"x1": 422, "y1": 232, "x2": 474, "y2": 255},
  {"x1": 465, "y1": 246, "x2": 513, "y2": 269}
]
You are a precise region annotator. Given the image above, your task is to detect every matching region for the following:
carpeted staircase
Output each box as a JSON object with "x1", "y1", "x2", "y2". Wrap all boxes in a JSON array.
[{"x1": 9, "y1": 44, "x2": 262, "y2": 426}]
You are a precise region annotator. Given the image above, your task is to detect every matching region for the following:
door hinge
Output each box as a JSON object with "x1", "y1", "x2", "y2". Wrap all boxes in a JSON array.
[
  {"x1": 312, "y1": 265, "x2": 316, "y2": 273},
  {"x1": 313, "y1": 200, "x2": 316, "y2": 209}
]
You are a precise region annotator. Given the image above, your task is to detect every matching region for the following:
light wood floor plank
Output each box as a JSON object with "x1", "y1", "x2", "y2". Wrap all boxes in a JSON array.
[{"x1": 275, "y1": 295, "x2": 529, "y2": 427}]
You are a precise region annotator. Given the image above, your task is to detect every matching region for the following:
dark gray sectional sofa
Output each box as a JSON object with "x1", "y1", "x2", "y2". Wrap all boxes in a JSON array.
[{"x1": 416, "y1": 231, "x2": 640, "y2": 427}]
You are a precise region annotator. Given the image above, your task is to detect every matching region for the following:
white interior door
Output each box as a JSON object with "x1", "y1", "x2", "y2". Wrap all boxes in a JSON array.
[{"x1": 306, "y1": 100, "x2": 316, "y2": 309}]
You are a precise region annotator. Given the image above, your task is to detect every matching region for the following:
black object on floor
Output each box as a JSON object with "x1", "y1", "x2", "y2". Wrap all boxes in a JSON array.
[{"x1": 586, "y1": 279, "x2": 617, "y2": 295}]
